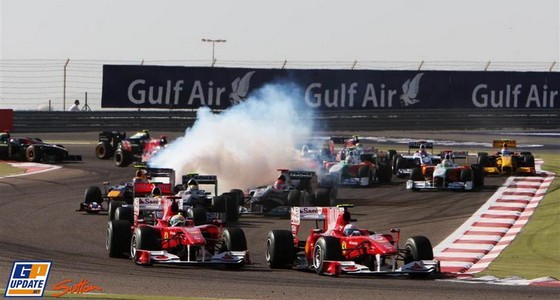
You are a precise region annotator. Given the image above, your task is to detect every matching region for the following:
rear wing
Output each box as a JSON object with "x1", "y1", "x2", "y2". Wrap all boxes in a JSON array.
[
  {"x1": 133, "y1": 182, "x2": 173, "y2": 196},
  {"x1": 182, "y1": 174, "x2": 218, "y2": 195},
  {"x1": 408, "y1": 141, "x2": 433, "y2": 150},
  {"x1": 144, "y1": 168, "x2": 175, "y2": 184},
  {"x1": 329, "y1": 136, "x2": 349, "y2": 144},
  {"x1": 133, "y1": 196, "x2": 183, "y2": 226},
  {"x1": 98, "y1": 131, "x2": 126, "y2": 143},
  {"x1": 290, "y1": 206, "x2": 344, "y2": 231},
  {"x1": 284, "y1": 170, "x2": 316, "y2": 180},
  {"x1": 492, "y1": 139, "x2": 517, "y2": 148},
  {"x1": 440, "y1": 150, "x2": 469, "y2": 162}
]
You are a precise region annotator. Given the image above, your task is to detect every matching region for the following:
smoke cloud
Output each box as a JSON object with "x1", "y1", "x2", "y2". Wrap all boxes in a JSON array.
[{"x1": 148, "y1": 83, "x2": 316, "y2": 193}]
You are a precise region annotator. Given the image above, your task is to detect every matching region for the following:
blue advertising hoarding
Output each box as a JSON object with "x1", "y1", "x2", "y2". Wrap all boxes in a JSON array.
[{"x1": 101, "y1": 65, "x2": 559, "y2": 110}]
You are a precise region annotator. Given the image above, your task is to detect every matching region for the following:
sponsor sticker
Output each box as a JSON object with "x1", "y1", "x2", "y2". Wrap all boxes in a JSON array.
[{"x1": 5, "y1": 261, "x2": 52, "y2": 297}]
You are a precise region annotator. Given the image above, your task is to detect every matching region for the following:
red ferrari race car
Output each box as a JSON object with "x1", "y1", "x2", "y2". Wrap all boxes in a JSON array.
[
  {"x1": 406, "y1": 150, "x2": 484, "y2": 191},
  {"x1": 106, "y1": 180, "x2": 249, "y2": 268},
  {"x1": 265, "y1": 205, "x2": 440, "y2": 277}
]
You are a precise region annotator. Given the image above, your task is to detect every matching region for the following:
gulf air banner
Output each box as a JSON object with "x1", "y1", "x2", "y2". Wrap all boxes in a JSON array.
[{"x1": 101, "y1": 65, "x2": 559, "y2": 110}]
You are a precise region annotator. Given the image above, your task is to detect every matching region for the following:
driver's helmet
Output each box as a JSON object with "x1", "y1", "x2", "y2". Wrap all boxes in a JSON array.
[
  {"x1": 160, "y1": 135, "x2": 168, "y2": 146},
  {"x1": 443, "y1": 154, "x2": 452, "y2": 166},
  {"x1": 273, "y1": 174, "x2": 287, "y2": 190},
  {"x1": 501, "y1": 143, "x2": 509, "y2": 155},
  {"x1": 419, "y1": 144, "x2": 427, "y2": 157},
  {"x1": 141, "y1": 129, "x2": 150, "y2": 139},
  {"x1": 169, "y1": 214, "x2": 186, "y2": 227},
  {"x1": 134, "y1": 169, "x2": 147, "y2": 182},
  {"x1": 187, "y1": 179, "x2": 199, "y2": 191},
  {"x1": 343, "y1": 224, "x2": 361, "y2": 236},
  {"x1": 345, "y1": 151, "x2": 355, "y2": 163}
]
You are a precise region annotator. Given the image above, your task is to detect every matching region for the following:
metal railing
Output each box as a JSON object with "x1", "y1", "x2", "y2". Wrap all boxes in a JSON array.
[{"x1": 11, "y1": 109, "x2": 559, "y2": 132}]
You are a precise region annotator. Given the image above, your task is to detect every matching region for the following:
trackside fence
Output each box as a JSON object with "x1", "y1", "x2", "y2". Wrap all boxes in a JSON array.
[{"x1": 11, "y1": 109, "x2": 559, "y2": 133}]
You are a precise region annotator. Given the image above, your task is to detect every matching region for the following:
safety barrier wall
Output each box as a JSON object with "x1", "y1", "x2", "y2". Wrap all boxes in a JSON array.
[{"x1": 11, "y1": 109, "x2": 559, "y2": 132}]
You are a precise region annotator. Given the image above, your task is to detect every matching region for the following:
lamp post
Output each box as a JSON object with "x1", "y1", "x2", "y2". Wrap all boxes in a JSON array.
[{"x1": 201, "y1": 38, "x2": 227, "y2": 62}]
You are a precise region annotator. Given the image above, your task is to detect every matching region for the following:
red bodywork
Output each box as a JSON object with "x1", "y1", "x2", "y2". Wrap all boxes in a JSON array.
[
  {"x1": 131, "y1": 182, "x2": 224, "y2": 265},
  {"x1": 290, "y1": 207, "x2": 398, "y2": 269}
]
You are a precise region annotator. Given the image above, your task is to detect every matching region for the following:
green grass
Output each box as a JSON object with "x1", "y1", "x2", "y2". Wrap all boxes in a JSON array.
[
  {"x1": 477, "y1": 153, "x2": 560, "y2": 280},
  {"x1": 0, "y1": 162, "x2": 24, "y2": 177}
]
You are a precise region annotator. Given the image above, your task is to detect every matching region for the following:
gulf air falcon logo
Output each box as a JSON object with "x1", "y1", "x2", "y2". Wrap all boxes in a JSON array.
[
  {"x1": 229, "y1": 71, "x2": 255, "y2": 105},
  {"x1": 400, "y1": 73, "x2": 424, "y2": 106}
]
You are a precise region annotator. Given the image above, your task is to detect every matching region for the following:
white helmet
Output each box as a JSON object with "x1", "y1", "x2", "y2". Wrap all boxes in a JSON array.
[
  {"x1": 343, "y1": 224, "x2": 360, "y2": 236},
  {"x1": 169, "y1": 214, "x2": 186, "y2": 227}
]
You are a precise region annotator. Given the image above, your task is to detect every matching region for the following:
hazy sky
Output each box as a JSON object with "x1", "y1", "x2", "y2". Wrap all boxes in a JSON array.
[{"x1": 1, "y1": 0, "x2": 559, "y2": 62}]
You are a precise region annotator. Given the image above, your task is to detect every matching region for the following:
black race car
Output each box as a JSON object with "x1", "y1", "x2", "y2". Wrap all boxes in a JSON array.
[{"x1": 0, "y1": 132, "x2": 81, "y2": 162}]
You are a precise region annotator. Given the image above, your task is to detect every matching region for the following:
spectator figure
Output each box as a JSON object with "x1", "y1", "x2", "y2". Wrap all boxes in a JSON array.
[{"x1": 69, "y1": 100, "x2": 80, "y2": 111}]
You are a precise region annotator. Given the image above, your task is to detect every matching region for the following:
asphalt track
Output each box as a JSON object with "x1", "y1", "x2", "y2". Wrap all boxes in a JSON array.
[{"x1": 0, "y1": 132, "x2": 558, "y2": 299}]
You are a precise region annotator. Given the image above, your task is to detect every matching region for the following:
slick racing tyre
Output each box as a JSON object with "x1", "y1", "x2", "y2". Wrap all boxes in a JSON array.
[
  {"x1": 403, "y1": 236, "x2": 434, "y2": 264},
  {"x1": 222, "y1": 228, "x2": 247, "y2": 252},
  {"x1": 114, "y1": 206, "x2": 133, "y2": 223},
  {"x1": 108, "y1": 200, "x2": 125, "y2": 221},
  {"x1": 25, "y1": 145, "x2": 41, "y2": 162},
  {"x1": 95, "y1": 142, "x2": 112, "y2": 159},
  {"x1": 403, "y1": 235, "x2": 434, "y2": 278},
  {"x1": 106, "y1": 220, "x2": 132, "y2": 258},
  {"x1": 287, "y1": 190, "x2": 301, "y2": 207},
  {"x1": 471, "y1": 164, "x2": 485, "y2": 187},
  {"x1": 266, "y1": 230, "x2": 294, "y2": 269},
  {"x1": 314, "y1": 188, "x2": 332, "y2": 206},
  {"x1": 84, "y1": 186, "x2": 102, "y2": 204},
  {"x1": 131, "y1": 226, "x2": 161, "y2": 263},
  {"x1": 114, "y1": 148, "x2": 131, "y2": 167},
  {"x1": 313, "y1": 236, "x2": 342, "y2": 275}
]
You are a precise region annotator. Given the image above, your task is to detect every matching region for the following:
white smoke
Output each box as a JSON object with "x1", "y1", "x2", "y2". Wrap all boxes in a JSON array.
[{"x1": 148, "y1": 83, "x2": 316, "y2": 193}]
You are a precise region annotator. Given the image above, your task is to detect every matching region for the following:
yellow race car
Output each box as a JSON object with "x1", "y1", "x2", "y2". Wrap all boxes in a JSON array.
[{"x1": 477, "y1": 139, "x2": 536, "y2": 176}]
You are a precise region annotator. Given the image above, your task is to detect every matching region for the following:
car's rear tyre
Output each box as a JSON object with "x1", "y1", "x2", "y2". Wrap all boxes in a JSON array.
[
  {"x1": 25, "y1": 145, "x2": 41, "y2": 162},
  {"x1": 225, "y1": 193, "x2": 239, "y2": 223},
  {"x1": 314, "y1": 188, "x2": 332, "y2": 206},
  {"x1": 377, "y1": 163, "x2": 392, "y2": 184},
  {"x1": 190, "y1": 206, "x2": 207, "y2": 225},
  {"x1": 471, "y1": 164, "x2": 485, "y2": 187},
  {"x1": 114, "y1": 148, "x2": 131, "y2": 167},
  {"x1": 524, "y1": 154, "x2": 535, "y2": 167},
  {"x1": 115, "y1": 206, "x2": 133, "y2": 223},
  {"x1": 108, "y1": 200, "x2": 125, "y2": 221},
  {"x1": 266, "y1": 230, "x2": 294, "y2": 269},
  {"x1": 477, "y1": 153, "x2": 490, "y2": 167},
  {"x1": 95, "y1": 142, "x2": 112, "y2": 159},
  {"x1": 229, "y1": 189, "x2": 245, "y2": 206},
  {"x1": 313, "y1": 236, "x2": 342, "y2": 275},
  {"x1": 287, "y1": 190, "x2": 301, "y2": 207},
  {"x1": 106, "y1": 220, "x2": 131, "y2": 258}
]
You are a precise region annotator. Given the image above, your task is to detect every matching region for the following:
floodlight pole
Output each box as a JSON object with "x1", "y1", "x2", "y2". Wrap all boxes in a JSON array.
[{"x1": 201, "y1": 38, "x2": 227, "y2": 62}]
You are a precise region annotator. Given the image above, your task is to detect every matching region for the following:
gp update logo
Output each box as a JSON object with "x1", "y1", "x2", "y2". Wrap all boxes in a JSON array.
[{"x1": 5, "y1": 261, "x2": 51, "y2": 297}]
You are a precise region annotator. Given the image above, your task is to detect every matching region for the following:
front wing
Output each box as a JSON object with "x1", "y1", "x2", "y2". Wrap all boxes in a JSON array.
[
  {"x1": 134, "y1": 249, "x2": 247, "y2": 267},
  {"x1": 406, "y1": 179, "x2": 473, "y2": 191},
  {"x1": 320, "y1": 259, "x2": 440, "y2": 277}
]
